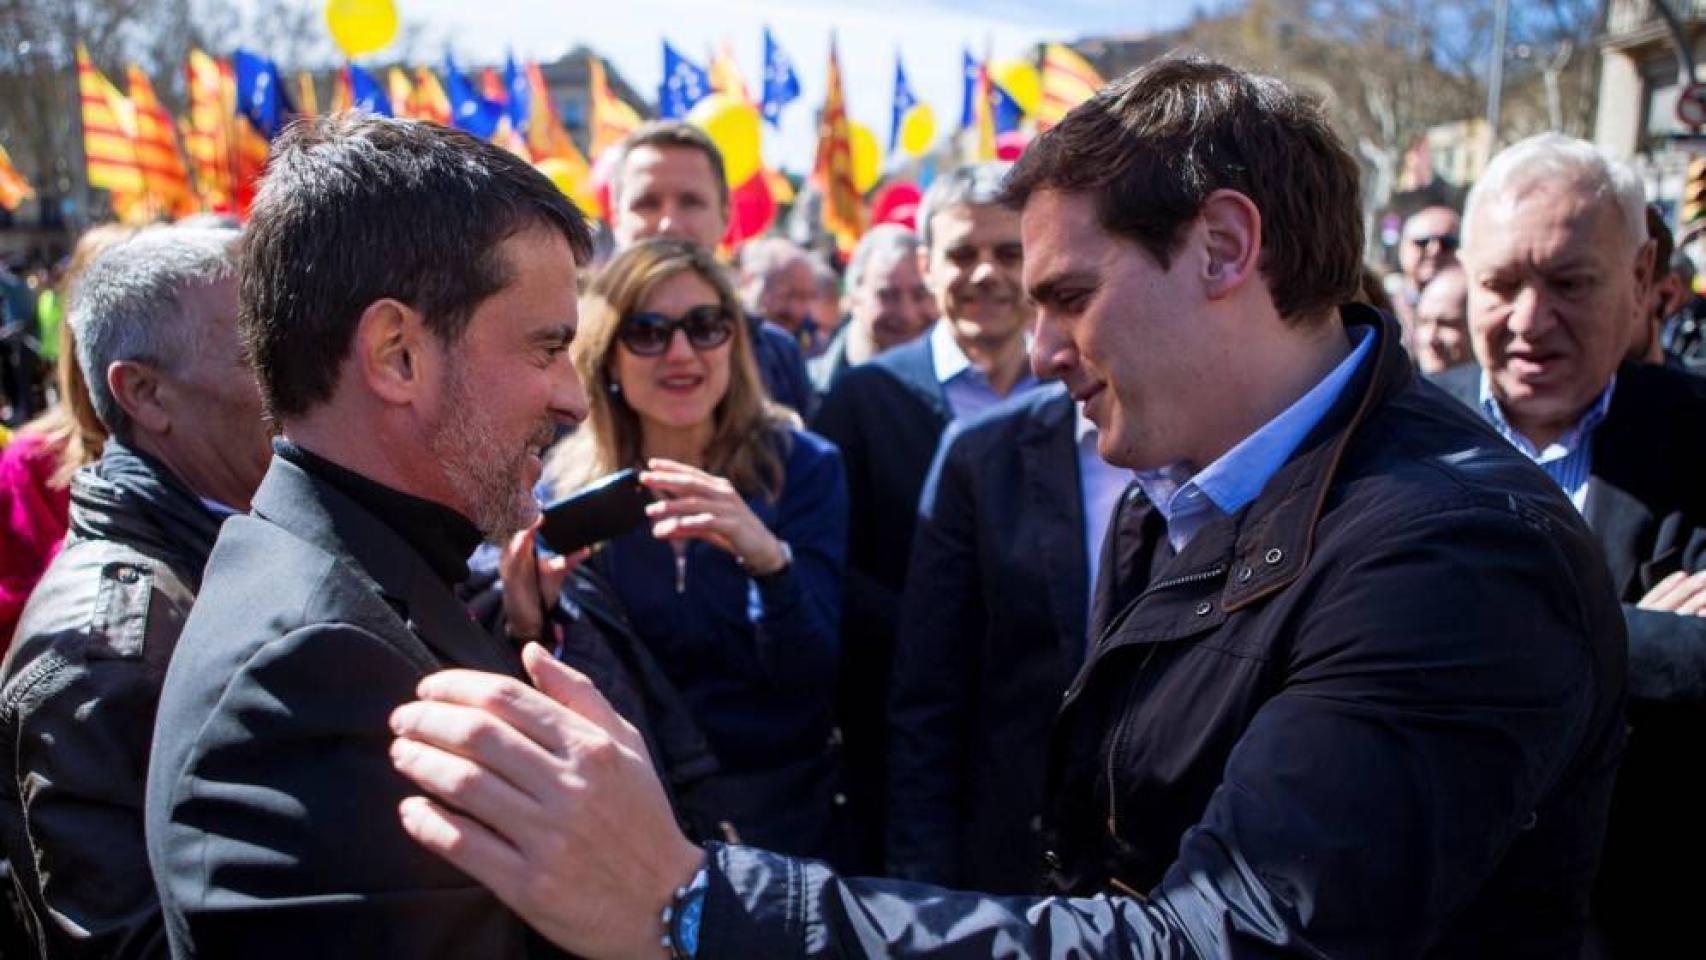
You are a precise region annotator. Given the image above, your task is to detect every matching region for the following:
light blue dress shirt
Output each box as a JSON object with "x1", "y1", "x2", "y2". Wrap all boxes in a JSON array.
[
  {"x1": 1477, "y1": 373, "x2": 1614, "y2": 513},
  {"x1": 929, "y1": 319, "x2": 1039, "y2": 422},
  {"x1": 1075, "y1": 407, "x2": 1132, "y2": 618},
  {"x1": 1134, "y1": 326, "x2": 1375, "y2": 552}
]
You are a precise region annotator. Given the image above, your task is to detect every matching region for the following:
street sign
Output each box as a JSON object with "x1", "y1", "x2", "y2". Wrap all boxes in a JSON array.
[{"x1": 1679, "y1": 82, "x2": 1706, "y2": 129}]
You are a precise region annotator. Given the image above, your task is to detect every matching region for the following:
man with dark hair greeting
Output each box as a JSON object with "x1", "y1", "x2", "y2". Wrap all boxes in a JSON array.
[
  {"x1": 387, "y1": 58, "x2": 1625, "y2": 957},
  {"x1": 145, "y1": 114, "x2": 592, "y2": 958}
]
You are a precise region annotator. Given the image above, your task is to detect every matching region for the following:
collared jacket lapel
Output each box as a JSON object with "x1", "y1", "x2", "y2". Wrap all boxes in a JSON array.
[{"x1": 249, "y1": 457, "x2": 520, "y2": 678}]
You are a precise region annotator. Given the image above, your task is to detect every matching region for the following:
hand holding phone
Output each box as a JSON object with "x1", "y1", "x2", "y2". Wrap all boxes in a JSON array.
[{"x1": 537, "y1": 469, "x2": 653, "y2": 556}]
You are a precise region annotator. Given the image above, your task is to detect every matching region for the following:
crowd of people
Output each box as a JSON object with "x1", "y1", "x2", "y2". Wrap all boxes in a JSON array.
[{"x1": 0, "y1": 53, "x2": 1701, "y2": 959}]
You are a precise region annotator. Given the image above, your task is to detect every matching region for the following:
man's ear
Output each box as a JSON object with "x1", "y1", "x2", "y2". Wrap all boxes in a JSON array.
[
  {"x1": 107, "y1": 360, "x2": 170, "y2": 434},
  {"x1": 353, "y1": 298, "x2": 435, "y2": 406},
  {"x1": 1633, "y1": 237, "x2": 1658, "y2": 301},
  {"x1": 1198, "y1": 188, "x2": 1263, "y2": 302}
]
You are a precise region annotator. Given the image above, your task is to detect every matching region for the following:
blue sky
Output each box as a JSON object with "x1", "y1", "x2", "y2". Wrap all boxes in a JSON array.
[{"x1": 395, "y1": 0, "x2": 1198, "y2": 174}]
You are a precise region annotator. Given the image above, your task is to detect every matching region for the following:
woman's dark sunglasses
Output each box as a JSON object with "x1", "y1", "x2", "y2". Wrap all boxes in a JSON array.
[{"x1": 618, "y1": 305, "x2": 736, "y2": 357}]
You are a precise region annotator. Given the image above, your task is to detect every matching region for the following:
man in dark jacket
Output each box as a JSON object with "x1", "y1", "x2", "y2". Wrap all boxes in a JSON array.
[
  {"x1": 0, "y1": 226, "x2": 269, "y2": 958},
  {"x1": 384, "y1": 58, "x2": 1626, "y2": 959},
  {"x1": 1431, "y1": 132, "x2": 1706, "y2": 957},
  {"x1": 811, "y1": 162, "x2": 1040, "y2": 866},
  {"x1": 143, "y1": 116, "x2": 592, "y2": 958},
  {"x1": 886, "y1": 383, "x2": 1127, "y2": 892}
]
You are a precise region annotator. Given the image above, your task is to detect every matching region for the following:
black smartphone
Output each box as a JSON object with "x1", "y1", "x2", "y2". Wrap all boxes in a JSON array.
[{"x1": 537, "y1": 468, "x2": 653, "y2": 555}]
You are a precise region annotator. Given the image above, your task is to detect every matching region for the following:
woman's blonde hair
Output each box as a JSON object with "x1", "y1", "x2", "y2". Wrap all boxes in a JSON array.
[
  {"x1": 544, "y1": 238, "x2": 798, "y2": 499},
  {"x1": 22, "y1": 224, "x2": 139, "y2": 487}
]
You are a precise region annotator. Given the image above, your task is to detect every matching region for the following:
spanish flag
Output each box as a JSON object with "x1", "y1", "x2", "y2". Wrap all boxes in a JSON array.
[
  {"x1": 812, "y1": 37, "x2": 863, "y2": 255},
  {"x1": 0, "y1": 142, "x2": 34, "y2": 213},
  {"x1": 77, "y1": 47, "x2": 146, "y2": 204},
  {"x1": 589, "y1": 57, "x2": 640, "y2": 161},
  {"x1": 127, "y1": 66, "x2": 197, "y2": 218},
  {"x1": 1037, "y1": 44, "x2": 1104, "y2": 131}
]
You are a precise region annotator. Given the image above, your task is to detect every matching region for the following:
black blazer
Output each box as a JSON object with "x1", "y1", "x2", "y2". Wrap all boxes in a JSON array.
[
  {"x1": 1433, "y1": 360, "x2": 1706, "y2": 953},
  {"x1": 809, "y1": 334, "x2": 950, "y2": 867},
  {"x1": 886, "y1": 384, "x2": 1094, "y2": 893},
  {"x1": 145, "y1": 456, "x2": 564, "y2": 959}
]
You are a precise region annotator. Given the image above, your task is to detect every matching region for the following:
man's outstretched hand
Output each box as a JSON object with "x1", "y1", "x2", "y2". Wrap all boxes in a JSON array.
[{"x1": 390, "y1": 643, "x2": 705, "y2": 959}]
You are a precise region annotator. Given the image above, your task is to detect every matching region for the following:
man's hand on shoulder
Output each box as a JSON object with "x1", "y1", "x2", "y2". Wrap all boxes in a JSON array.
[
  {"x1": 390, "y1": 644, "x2": 705, "y2": 959},
  {"x1": 1638, "y1": 570, "x2": 1706, "y2": 617}
]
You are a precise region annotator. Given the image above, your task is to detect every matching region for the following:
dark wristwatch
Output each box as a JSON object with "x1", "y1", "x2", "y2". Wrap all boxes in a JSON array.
[{"x1": 662, "y1": 863, "x2": 710, "y2": 959}]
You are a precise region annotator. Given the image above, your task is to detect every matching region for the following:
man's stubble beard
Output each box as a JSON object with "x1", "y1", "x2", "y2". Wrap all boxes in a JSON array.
[{"x1": 430, "y1": 358, "x2": 547, "y2": 542}]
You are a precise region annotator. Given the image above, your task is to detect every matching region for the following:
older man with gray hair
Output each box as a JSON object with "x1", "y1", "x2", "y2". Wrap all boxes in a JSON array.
[
  {"x1": 0, "y1": 226, "x2": 269, "y2": 957},
  {"x1": 1429, "y1": 132, "x2": 1706, "y2": 956},
  {"x1": 738, "y1": 236, "x2": 824, "y2": 355},
  {"x1": 811, "y1": 162, "x2": 1040, "y2": 870},
  {"x1": 810, "y1": 224, "x2": 938, "y2": 391}
]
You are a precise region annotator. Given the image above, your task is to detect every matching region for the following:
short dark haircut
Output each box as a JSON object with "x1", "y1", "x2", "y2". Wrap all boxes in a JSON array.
[
  {"x1": 611, "y1": 121, "x2": 730, "y2": 214},
  {"x1": 1001, "y1": 56, "x2": 1363, "y2": 323},
  {"x1": 242, "y1": 114, "x2": 594, "y2": 420}
]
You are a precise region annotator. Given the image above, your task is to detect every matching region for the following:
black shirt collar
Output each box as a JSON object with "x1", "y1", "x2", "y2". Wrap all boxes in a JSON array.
[{"x1": 273, "y1": 439, "x2": 482, "y2": 586}]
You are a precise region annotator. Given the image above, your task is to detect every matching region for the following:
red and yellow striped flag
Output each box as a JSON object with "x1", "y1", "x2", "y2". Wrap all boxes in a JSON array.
[
  {"x1": 388, "y1": 67, "x2": 416, "y2": 120},
  {"x1": 77, "y1": 46, "x2": 147, "y2": 210},
  {"x1": 296, "y1": 71, "x2": 320, "y2": 117},
  {"x1": 185, "y1": 49, "x2": 238, "y2": 212},
  {"x1": 812, "y1": 38, "x2": 864, "y2": 255},
  {"x1": 330, "y1": 67, "x2": 354, "y2": 114},
  {"x1": 411, "y1": 67, "x2": 452, "y2": 126},
  {"x1": 127, "y1": 66, "x2": 197, "y2": 218},
  {"x1": 589, "y1": 57, "x2": 640, "y2": 161},
  {"x1": 0, "y1": 142, "x2": 34, "y2": 213},
  {"x1": 971, "y1": 57, "x2": 998, "y2": 162},
  {"x1": 1037, "y1": 43, "x2": 1103, "y2": 131}
]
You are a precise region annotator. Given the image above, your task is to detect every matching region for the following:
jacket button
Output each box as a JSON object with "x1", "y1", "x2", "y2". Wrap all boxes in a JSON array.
[
  {"x1": 1264, "y1": 548, "x2": 1284, "y2": 565},
  {"x1": 1194, "y1": 601, "x2": 1213, "y2": 616},
  {"x1": 1029, "y1": 815, "x2": 1043, "y2": 833},
  {"x1": 1519, "y1": 811, "x2": 1538, "y2": 830},
  {"x1": 1043, "y1": 850, "x2": 1063, "y2": 871},
  {"x1": 1237, "y1": 566, "x2": 1253, "y2": 583},
  {"x1": 834, "y1": 793, "x2": 847, "y2": 807}
]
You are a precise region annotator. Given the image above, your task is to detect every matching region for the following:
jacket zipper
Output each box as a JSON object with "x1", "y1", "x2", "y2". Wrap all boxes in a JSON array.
[{"x1": 1105, "y1": 562, "x2": 1228, "y2": 843}]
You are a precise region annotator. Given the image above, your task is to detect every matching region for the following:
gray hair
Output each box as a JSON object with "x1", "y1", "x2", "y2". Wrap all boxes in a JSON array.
[
  {"x1": 917, "y1": 162, "x2": 1012, "y2": 253},
  {"x1": 70, "y1": 226, "x2": 242, "y2": 441},
  {"x1": 1464, "y1": 133, "x2": 1648, "y2": 256},
  {"x1": 846, "y1": 223, "x2": 920, "y2": 290},
  {"x1": 739, "y1": 236, "x2": 811, "y2": 284}
]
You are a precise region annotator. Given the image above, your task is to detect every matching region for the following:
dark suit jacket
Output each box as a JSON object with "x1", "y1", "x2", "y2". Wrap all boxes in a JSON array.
[
  {"x1": 145, "y1": 456, "x2": 564, "y2": 959},
  {"x1": 809, "y1": 334, "x2": 949, "y2": 867},
  {"x1": 886, "y1": 384, "x2": 1093, "y2": 893},
  {"x1": 1433, "y1": 360, "x2": 1706, "y2": 953}
]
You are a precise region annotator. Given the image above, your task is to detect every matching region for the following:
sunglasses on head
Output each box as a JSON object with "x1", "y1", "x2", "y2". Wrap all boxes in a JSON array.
[
  {"x1": 617, "y1": 305, "x2": 736, "y2": 357},
  {"x1": 1409, "y1": 233, "x2": 1459, "y2": 251}
]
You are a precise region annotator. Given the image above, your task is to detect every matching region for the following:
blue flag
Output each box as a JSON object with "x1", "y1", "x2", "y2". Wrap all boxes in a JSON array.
[
  {"x1": 760, "y1": 28, "x2": 800, "y2": 128},
  {"x1": 234, "y1": 48, "x2": 295, "y2": 139},
  {"x1": 959, "y1": 49, "x2": 979, "y2": 130},
  {"x1": 348, "y1": 63, "x2": 393, "y2": 117},
  {"x1": 443, "y1": 53, "x2": 503, "y2": 139},
  {"x1": 889, "y1": 54, "x2": 918, "y2": 154},
  {"x1": 990, "y1": 80, "x2": 1023, "y2": 135},
  {"x1": 504, "y1": 52, "x2": 531, "y2": 133},
  {"x1": 659, "y1": 41, "x2": 710, "y2": 120}
]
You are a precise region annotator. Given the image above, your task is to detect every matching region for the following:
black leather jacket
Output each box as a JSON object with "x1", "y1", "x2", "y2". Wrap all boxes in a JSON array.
[
  {"x1": 695, "y1": 307, "x2": 1627, "y2": 958},
  {"x1": 0, "y1": 443, "x2": 223, "y2": 959}
]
